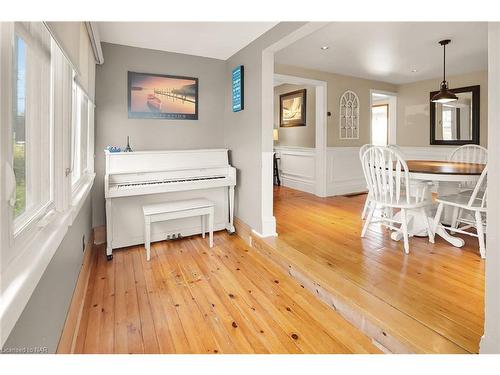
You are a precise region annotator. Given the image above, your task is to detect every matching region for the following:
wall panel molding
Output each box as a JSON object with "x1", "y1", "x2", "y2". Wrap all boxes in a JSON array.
[
  {"x1": 326, "y1": 146, "x2": 457, "y2": 197},
  {"x1": 274, "y1": 146, "x2": 316, "y2": 194}
]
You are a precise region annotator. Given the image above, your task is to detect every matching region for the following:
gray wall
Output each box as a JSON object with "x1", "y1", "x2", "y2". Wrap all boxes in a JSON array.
[
  {"x1": 274, "y1": 83, "x2": 316, "y2": 148},
  {"x1": 396, "y1": 70, "x2": 488, "y2": 147},
  {"x1": 3, "y1": 195, "x2": 92, "y2": 353},
  {"x1": 224, "y1": 23, "x2": 307, "y2": 233},
  {"x1": 92, "y1": 43, "x2": 227, "y2": 227},
  {"x1": 275, "y1": 64, "x2": 398, "y2": 147}
]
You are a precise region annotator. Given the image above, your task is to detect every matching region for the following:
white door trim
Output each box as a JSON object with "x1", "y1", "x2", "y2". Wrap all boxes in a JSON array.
[
  {"x1": 369, "y1": 89, "x2": 398, "y2": 146},
  {"x1": 274, "y1": 73, "x2": 328, "y2": 197},
  {"x1": 258, "y1": 22, "x2": 328, "y2": 237},
  {"x1": 480, "y1": 21, "x2": 500, "y2": 354}
]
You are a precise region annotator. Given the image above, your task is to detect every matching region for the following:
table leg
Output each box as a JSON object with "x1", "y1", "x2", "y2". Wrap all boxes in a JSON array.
[
  {"x1": 437, "y1": 181, "x2": 461, "y2": 225},
  {"x1": 390, "y1": 204, "x2": 465, "y2": 247}
]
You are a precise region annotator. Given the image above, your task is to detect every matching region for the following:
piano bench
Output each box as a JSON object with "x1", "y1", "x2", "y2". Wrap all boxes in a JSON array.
[{"x1": 142, "y1": 198, "x2": 215, "y2": 261}]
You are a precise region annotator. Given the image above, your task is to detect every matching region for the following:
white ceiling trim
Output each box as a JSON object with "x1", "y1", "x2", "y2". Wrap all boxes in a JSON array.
[{"x1": 97, "y1": 22, "x2": 278, "y2": 60}]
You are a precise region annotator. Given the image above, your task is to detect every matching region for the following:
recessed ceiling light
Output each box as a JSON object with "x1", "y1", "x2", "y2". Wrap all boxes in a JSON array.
[
  {"x1": 411, "y1": 69, "x2": 418, "y2": 73},
  {"x1": 320, "y1": 46, "x2": 329, "y2": 50}
]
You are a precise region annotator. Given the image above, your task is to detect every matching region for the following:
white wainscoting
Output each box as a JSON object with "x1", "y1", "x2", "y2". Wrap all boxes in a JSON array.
[
  {"x1": 326, "y1": 146, "x2": 456, "y2": 197},
  {"x1": 274, "y1": 146, "x2": 316, "y2": 194},
  {"x1": 276, "y1": 145, "x2": 457, "y2": 197},
  {"x1": 327, "y1": 147, "x2": 366, "y2": 196},
  {"x1": 399, "y1": 146, "x2": 454, "y2": 161}
]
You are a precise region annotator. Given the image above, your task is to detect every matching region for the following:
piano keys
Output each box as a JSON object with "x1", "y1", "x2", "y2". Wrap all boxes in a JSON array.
[{"x1": 104, "y1": 149, "x2": 236, "y2": 260}]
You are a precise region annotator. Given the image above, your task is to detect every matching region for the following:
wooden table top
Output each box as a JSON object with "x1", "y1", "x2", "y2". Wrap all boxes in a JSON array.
[{"x1": 405, "y1": 160, "x2": 485, "y2": 175}]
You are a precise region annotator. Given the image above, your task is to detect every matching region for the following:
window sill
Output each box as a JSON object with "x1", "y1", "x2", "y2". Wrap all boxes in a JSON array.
[{"x1": 0, "y1": 174, "x2": 95, "y2": 346}]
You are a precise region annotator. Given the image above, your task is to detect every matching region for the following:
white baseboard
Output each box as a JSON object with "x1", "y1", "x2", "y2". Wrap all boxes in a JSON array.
[
  {"x1": 257, "y1": 215, "x2": 277, "y2": 238},
  {"x1": 327, "y1": 179, "x2": 367, "y2": 196},
  {"x1": 280, "y1": 175, "x2": 315, "y2": 194}
]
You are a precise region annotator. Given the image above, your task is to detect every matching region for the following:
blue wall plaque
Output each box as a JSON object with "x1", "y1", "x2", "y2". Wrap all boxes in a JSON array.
[{"x1": 232, "y1": 65, "x2": 244, "y2": 112}]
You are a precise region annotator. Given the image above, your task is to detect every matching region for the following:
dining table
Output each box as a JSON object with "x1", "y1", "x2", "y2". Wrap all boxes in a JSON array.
[{"x1": 390, "y1": 159, "x2": 486, "y2": 247}]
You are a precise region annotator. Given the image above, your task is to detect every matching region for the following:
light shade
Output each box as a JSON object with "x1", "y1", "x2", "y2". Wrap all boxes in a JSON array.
[
  {"x1": 273, "y1": 129, "x2": 279, "y2": 141},
  {"x1": 431, "y1": 81, "x2": 458, "y2": 103}
]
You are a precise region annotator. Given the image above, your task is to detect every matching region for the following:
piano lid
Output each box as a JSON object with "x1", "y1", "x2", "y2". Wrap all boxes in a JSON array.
[{"x1": 105, "y1": 148, "x2": 230, "y2": 175}]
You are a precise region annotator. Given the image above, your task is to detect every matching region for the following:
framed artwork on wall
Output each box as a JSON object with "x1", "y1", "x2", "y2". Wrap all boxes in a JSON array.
[
  {"x1": 232, "y1": 65, "x2": 244, "y2": 112},
  {"x1": 280, "y1": 89, "x2": 306, "y2": 127},
  {"x1": 128, "y1": 71, "x2": 199, "y2": 120}
]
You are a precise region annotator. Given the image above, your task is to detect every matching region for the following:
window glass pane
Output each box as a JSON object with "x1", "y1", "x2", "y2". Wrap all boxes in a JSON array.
[
  {"x1": 80, "y1": 96, "x2": 88, "y2": 174},
  {"x1": 13, "y1": 35, "x2": 26, "y2": 217},
  {"x1": 12, "y1": 22, "x2": 53, "y2": 231},
  {"x1": 71, "y1": 84, "x2": 82, "y2": 186}
]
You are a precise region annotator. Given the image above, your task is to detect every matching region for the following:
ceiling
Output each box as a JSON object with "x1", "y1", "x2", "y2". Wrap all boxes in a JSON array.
[
  {"x1": 275, "y1": 22, "x2": 488, "y2": 84},
  {"x1": 97, "y1": 22, "x2": 278, "y2": 60}
]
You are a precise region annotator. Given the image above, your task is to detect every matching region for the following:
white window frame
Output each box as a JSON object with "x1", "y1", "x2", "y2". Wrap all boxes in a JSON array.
[
  {"x1": 0, "y1": 22, "x2": 96, "y2": 347},
  {"x1": 9, "y1": 23, "x2": 56, "y2": 250},
  {"x1": 70, "y1": 80, "x2": 94, "y2": 194}
]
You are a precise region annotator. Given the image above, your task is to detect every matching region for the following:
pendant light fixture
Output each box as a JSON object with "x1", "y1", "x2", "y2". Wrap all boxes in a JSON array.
[{"x1": 431, "y1": 39, "x2": 458, "y2": 103}]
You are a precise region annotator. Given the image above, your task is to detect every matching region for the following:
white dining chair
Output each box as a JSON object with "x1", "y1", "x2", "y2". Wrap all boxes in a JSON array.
[
  {"x1": 448, "y1": 144, "x2": 488, "y2": 232},
  {"x1": 359, "y1": 144, "x2": 374, "y2": 220},
  {"x1": 361, "y1": 146, "x2": 433, "y2": 254},
  {"x1": 433, "y1": 165, "x2": 488, "y2": 258},
  {"x1": 449, "y1": 144, "x2": 488, "y2": 165},
  {"x1": 387, "y1": 144, "x2": 405, "y2": 159}
]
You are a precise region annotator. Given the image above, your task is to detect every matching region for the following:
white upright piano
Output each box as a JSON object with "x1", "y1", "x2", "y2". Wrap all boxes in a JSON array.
[{"x1": 104, "y1": 149, "x2": 236, "y2": 260}]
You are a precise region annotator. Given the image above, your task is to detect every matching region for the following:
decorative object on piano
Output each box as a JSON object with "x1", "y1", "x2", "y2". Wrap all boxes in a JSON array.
[
  {"x1": 232, "y1": 65, "x2": 244, "y2": 112},
  {"x1": 105, "y1": 146, "x2": 121, "y2": 153},
  {"x1": 124, "y1": 136, "x2": 133, "y2": 152},
  {"x1": 339, "y1": 90, "x2": 359, "y2": 139},
  {"x1": 128, "y1": 71, "x2": 199, "y2": 120},
  {"x1": 280, "y1": 89, "x2": 306, "y2": 127}
]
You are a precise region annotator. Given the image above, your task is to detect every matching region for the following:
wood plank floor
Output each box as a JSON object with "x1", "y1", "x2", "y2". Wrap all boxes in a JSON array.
[
  {"x1": 272, "y1": 186, "x2": 485, "y2": 353},
  {"x1": 74, "y1": 233, "x2": 381, "y2": 353}
]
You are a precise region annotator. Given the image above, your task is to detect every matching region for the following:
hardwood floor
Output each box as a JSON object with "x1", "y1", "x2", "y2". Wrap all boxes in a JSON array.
[
  {"x1": 270, "y1": 186, "x2": 485, "y2": 353},
  {"x1": 74, "y1": 233, "x2": 380, "y2": 354}
]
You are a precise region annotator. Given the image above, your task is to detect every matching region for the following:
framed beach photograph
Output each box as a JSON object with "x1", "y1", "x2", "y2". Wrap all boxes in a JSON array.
[
  {"x1": 280, "y1": 89, "x2": 306, "y2": 127},
  {"x1": 128, "y1": 71, "x2": 199, "y2": 120}
]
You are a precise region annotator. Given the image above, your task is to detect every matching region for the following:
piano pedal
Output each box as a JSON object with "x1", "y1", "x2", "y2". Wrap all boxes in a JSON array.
[{"x1": 167, "y1": 233, "x2": 183, "y2": 241}]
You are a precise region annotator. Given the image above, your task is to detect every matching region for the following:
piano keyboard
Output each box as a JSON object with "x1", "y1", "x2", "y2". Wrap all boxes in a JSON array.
[{"x1": 114, "y1": 175, "x2": 226, "y2": 189}]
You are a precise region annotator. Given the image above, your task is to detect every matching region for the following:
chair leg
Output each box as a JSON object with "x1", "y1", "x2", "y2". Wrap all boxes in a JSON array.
[
  {"x1": 400, "y1": 209, "x2": 410, "y2": 254},
  {"x1": 361, "y1": 204, "x2": 375, "y2": 237},
  {"x1": 475, "y1": 210, "x2": 486, "y2": 259},
  {"x1": 208, "y1": 208, "x2": 214, "y2": 248},
  {"x1": 433, "y1": 202, "x2": 444, "y2": 236},
  {"x1": 450, "y1": 206, "x2": 459, "y2": 234},
  {"x1": 361, "y1": 196, "x2": 370, "y2": 220},
  {"x1": 420, "y1": 207, "x2": 434, "y2": 243}
]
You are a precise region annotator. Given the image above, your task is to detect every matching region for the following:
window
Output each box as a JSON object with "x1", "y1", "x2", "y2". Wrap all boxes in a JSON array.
[
  {"x1": 371, "y1": 104, "x2": 389, "y2": 146},
  {"x1": 1, "y1": 21, "x2": 97, "y2": 346},
  {"x1": 11, "y1": 22, "x2": 53, "y2": 234},
  {"x1": 71, "y1": 81, "x2": 93, "y2": 188}
]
